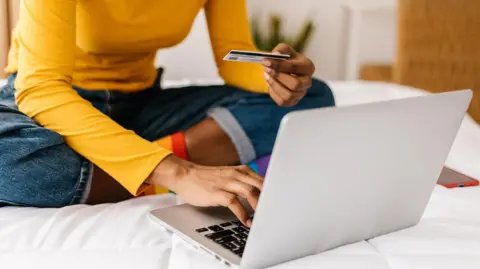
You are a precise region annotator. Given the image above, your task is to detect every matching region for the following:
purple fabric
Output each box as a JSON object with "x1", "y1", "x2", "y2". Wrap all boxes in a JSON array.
[{"x1": 256, "y1": 155, "x2": 271, "y2": 176}]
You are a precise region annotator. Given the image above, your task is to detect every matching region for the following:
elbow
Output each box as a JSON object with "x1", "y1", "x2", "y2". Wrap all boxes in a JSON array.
[
  {"x1": 14, "y1": 74, "x2": 72, "y2": 118},
  {"x1": 218, "y1": 67, "x2": 244, "y2": 89},
  {"x1": 218, "y1": 65, "x2": 269, "y2": 94}
]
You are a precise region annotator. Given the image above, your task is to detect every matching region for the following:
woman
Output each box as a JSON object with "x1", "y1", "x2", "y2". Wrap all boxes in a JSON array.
[{"x1": 0, "y1": 0, "x2": 334, "y2": 226}]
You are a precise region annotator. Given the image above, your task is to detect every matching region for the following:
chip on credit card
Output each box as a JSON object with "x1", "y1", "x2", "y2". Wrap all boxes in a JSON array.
[{"x1": 223, "y1": 50, "x2": 290, "y2": 63}]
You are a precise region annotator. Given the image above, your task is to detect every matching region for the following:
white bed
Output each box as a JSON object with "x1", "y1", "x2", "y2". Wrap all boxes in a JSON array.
[{"x1": 1, "y1": 79, "x2": 479, "y2": 269}]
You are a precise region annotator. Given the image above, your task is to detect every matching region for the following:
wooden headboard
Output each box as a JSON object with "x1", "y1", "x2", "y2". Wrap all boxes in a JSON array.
[
  {"x1": 393, "y1": 0, "x2": 480, "y2": 124},
  {"x1": 0, "y1": 0, "x2": 19, "y2": 78}
]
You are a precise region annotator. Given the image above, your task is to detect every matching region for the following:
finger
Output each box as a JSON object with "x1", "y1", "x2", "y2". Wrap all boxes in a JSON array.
[
  {"x1": 262, "y1": 58, "x2": 313, "y2": 76},
  {"x1": 218, "y1": 193, "x2": 251, "y2": 227},
  {"x1": 268, "y1": 78, "x2": 291, "y2": 105},
  {"x1": 237, "y1": 165, "x2": 265, "y2": 184},
  {"x1": 266, "y1": 72, "x2": 291, "y2": 100},
  {"x1": 232, "y1": 168, "x2": 263, "y2": 191},
  {"x1": 267, "y1": 75, "x2": 301, "y2": 107},
  {"x1": 271, "y1": 43, "x2": 297, "y2": 56},
  {"x1": 300, "y1": 75, "x2": 313, "y2": 89},
  {"x1": 268, "y1": 83, "x2": 286, "y2": 106},
  {"x1": 232, "y1": 170, "x2": 263, "y2": 191},
  {"x1": 222, "y1": 177, "x2": 260, "y2": 211},
  {"x1": 266, "y1": 69, "x2": 311, "y2": 92}
]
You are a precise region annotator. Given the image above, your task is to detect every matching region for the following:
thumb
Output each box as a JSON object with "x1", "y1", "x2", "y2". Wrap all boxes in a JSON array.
[{"x1": 272, "y1": 43, "x2": 297, "y2": 56}]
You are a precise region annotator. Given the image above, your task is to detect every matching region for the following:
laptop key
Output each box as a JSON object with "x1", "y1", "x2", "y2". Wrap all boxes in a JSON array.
[
  {"x1": 234, "y1": 246, "x2": 245, "y2": 255},
  {"x1": 195, "y1": 228, "x2": 208, "y2": 233},
  {"x1": 208, "y1": 225, "x2": 224, "y2": 232},
  {"x1": 232, "y1": 221, "x2": 242, "y2": 226},
  {"x1": 235, "y1": 232, "x2": 248, "y2": 239},
  {"x1": 214, "y1": 235, "x2": 236, "y2": 244},
  {"x1": 221, "y1": 242, "x2": 237, "y2": 250},
  {"x1": 232, "y1": 227, "x2": 248, "y2": 233},
  {"x1": 205, "y1": 230, "x2": 233, "y2": 240},
  {"x1": 232, "y1": 240, "x2": 245, "y2": 247},
  {"x1": 205, "y1": 233, "x2": 214, "y2": 239},
  {"x1": 220, "y1": 222, "x2": 233, "y2": 227}
]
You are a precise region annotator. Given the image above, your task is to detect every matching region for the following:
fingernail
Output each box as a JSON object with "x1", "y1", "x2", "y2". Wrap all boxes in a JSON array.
[
  {"x1": 264, "y1": 67, "x2": 272, "y2": 73},
  {"x1": 264, "y1": 72, "x2": 270, "y2": 81},
  {"x1": 261, "y1": 59, "x2": 271, "y2": 67},
  {"x1": 246, "y1": 219, "x2": 252, "y2": 227}
]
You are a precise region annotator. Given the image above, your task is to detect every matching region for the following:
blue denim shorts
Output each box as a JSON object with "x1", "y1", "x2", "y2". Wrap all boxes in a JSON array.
[{"x1": 0, "y1": 71, "x2": 335, "y2": 207}]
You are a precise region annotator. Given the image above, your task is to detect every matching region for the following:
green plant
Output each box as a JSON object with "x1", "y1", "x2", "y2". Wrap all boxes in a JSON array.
[{"x1": 251, "y1": 14, "x2": 315, "y2": 53}]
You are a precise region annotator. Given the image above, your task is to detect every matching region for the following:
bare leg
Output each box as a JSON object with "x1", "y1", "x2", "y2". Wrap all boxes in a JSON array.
[
  {"x1": 87, "y1": 117, "x2": 239, "y2": 204},
  {"x1": 86, "y1": 165, "x2": 133, "y2": 204},
  {"x1": 185, "y1": 117, "x2": 240, "y2": 166}
]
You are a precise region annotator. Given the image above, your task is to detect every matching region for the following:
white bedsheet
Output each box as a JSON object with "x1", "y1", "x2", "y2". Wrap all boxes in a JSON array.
[{"x1": 0, "y1": 80, "x2": 479, "y2": 269}]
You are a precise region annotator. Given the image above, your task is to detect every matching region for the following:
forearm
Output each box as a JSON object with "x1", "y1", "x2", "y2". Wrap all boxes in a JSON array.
[
  {"x1": 16, "y1": 0, "x2": 171, "y2": 195},
  {"x1": 205, "y1": 0, "x2": 269, "y2": 94}
]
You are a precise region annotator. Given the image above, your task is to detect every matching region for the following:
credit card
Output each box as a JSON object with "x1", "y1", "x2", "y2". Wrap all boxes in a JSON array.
[{"x1": 223, "y1": 50, "x2": 290, "y2": 63}]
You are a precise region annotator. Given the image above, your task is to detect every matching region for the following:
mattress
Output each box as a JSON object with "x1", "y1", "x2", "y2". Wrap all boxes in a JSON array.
[{"x1": 0, "y1": 79, "x2": 479, "y2": 269}]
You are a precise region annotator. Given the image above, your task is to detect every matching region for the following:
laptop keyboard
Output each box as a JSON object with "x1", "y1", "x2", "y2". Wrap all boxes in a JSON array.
[{"x1": 195, "y1": 220, "x2": 250, "y2": 257}]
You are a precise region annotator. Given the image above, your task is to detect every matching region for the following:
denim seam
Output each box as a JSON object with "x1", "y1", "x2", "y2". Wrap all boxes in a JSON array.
[
  {"x1": 0, "y1": 82, "x2": 14, "y2": 101},
  {"x1": 69, "y1": 160, "x2": 93, "y2": 205},
  {"x1": 105, "y1": 90, "x2": 112, "y2": 116},
  {"x1": 0, "y1": 85, "x2": 12, "y2": 96},
  {"x1": 0, "y1": 199, "x2": 24, "y2": 206},
  {"x1": 79, "y1": 162, "x2": 94, "y2": 204},
  {"x1": 207, "y1": 107, "x2": 256, "y2": 163}
]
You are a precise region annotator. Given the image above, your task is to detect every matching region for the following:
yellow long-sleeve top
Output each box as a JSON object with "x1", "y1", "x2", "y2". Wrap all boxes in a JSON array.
[{"x1": 5, "y1": 0, "x2": 268, "y2": 195}]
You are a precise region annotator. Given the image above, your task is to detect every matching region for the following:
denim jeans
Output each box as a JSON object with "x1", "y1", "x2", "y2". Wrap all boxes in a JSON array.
[{"x1": 0, "y1": 72, "x2": 335, "y2": 207}]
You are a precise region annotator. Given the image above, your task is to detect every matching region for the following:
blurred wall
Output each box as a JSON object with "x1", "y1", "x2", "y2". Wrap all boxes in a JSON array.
[
  {"x1": 1, "y1": 0, "x2": 396, "y2": 81},
  {"x1": 155, "y1": 10, "x2": 220, "y2": 81},
  {"x1": 1, "y1": 0, "x2": 20, "y2": 78},
  {"x1": 156, "y1": 0, "x2": 397, "y2": 81}
]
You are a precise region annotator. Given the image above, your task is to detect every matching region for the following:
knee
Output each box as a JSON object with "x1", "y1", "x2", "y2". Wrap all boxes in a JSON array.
[
  {"x1": 0, "y1": 103, "x2": 20, "y2": 118},
  {"x1": 0, "y1": 106, "x2": 85, "y2": 207},
  {"x1": 292, "y1": 78, "x2": 335, "y2": 111},
  {"x1": 305, "y1": 78, "x2": 336, "y2": 108},
  {"x1": 0, "y1": 104, "x2": 65, "y2": 153}
]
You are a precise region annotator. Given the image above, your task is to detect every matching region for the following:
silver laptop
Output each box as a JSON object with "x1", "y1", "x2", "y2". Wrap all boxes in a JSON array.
[{"x1": 150, "y1": 90, "x2": 472, "y2": 269}]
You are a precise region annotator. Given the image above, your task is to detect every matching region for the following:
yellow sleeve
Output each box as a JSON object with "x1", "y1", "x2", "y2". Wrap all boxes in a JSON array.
[
  {"x1": 15, "y1": 0, "x2": 170, "y2": 195},
  {"x1": 204, "y1": 0, "x2": 269, "y2": 94}
]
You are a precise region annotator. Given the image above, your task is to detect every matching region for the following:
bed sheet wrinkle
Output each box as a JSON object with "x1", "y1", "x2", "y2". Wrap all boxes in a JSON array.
[{"x1": 0, "y1": 79, "x2": 480, "y2": 269}]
